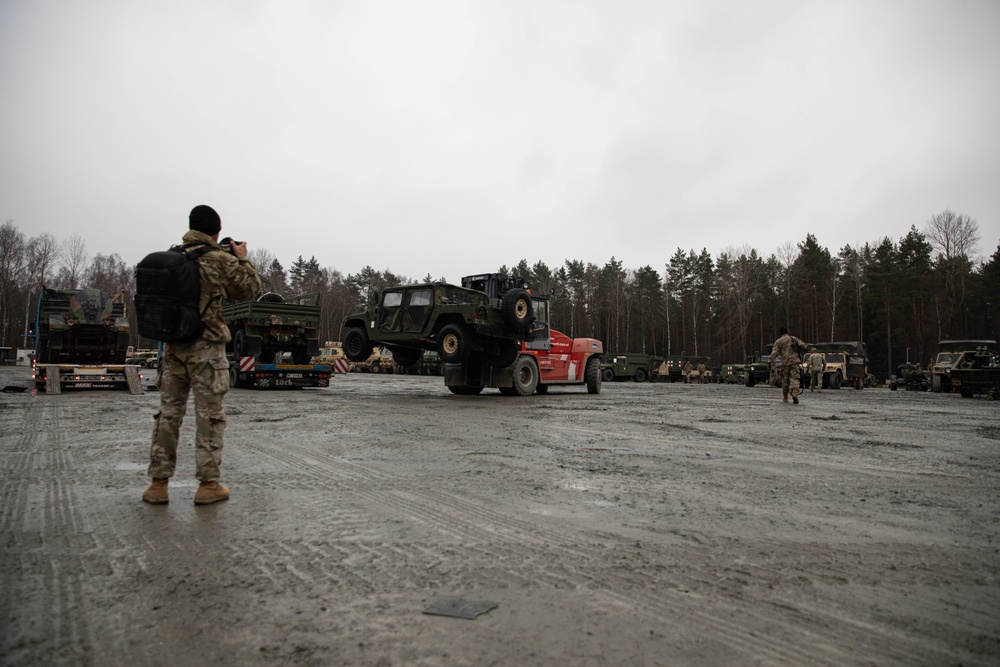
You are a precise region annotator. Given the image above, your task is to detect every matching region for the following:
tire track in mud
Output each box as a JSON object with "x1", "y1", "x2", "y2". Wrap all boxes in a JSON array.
[
  {"x1": 241, "y1": 439, "x2": 878, "y2": 667},
  {"x1": 0, "y1": 399, "x2": 136, "y2": 664}
]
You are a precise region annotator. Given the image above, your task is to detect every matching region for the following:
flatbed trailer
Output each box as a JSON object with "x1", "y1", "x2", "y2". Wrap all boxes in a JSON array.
[
  {"x1": 228, "y1": 356, "x2": 332, "y2": 389},
  {"x1": 33, "y1": 362, "x2": 145, "y2": 394}
]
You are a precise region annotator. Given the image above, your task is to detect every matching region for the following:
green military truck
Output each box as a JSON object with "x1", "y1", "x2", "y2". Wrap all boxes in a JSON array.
[
  {"x1": 719, "y1": 362, "x2": 745, "y2": 384},
  {"x1": 341, "y1": 273, "x2": 534, "y2": 370},
  {"x1": 930, "y1": 340, "x2": 998, "y2": 393},
  {"x1": 743, "y1": 352, "x2": 774, "y2": 387},
  {"x1": 223, "y1": 292, "x2": 332, "y2": 388},
  {"x1": 950, "y1": 346, "x2": 1000, "y2": 398},
  {"x1": 600, "y1": 352, "x2": 653, "y2": 382},
  {"x1": 224, "y1": 292, "x2": 322, "y2": 364}
]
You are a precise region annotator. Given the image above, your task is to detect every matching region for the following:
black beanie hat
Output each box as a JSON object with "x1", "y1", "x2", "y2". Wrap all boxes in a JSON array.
[{"x1": 189, "y1": 205, "x2": 222, "y2": 236}]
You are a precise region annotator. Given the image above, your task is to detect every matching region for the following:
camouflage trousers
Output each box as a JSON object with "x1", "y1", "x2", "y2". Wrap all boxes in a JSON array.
[
  {"x1": 810, "y1": 370, "x2": 823, "y2": 390},
  {"x1": 148, "y1": 339, "x2": 230, "y2": 482},
  {"x1": 778, "y1": 364, "x2": 801, "y2": 393}
]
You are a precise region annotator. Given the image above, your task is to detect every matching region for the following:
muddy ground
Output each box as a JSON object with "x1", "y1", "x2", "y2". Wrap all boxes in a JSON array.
[{"x1": 0, "y1": 365, "x2": 998, "y2": 667}]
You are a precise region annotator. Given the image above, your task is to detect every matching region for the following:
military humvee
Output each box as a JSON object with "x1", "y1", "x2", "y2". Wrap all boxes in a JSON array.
[
  {"x1": 341, "y1": 274, "x2": 534, "y2": 370},
  {"x1": 930, "y1": 340, "x2": 998, "y2": 393}
]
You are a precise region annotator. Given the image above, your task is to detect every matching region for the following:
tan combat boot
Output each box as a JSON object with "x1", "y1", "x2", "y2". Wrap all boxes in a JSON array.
[
  {"x1": 792, "y1": 389, "x2": 799, "y2": 404},
  {"x1": 194, "y1": 481, "x2": 230, "y2": 505},
  {"x1": 142, "y1": 478, "x2": 169, "y2": 504}
]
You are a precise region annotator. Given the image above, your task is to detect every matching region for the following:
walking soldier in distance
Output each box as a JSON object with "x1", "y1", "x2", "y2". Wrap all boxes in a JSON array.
[
  {"x1": 807, "y1": 347, "x2": 825, "y2": 393},
  {"x1": 769, "y1": 327, "x2": 808, "y2": 404},
  {"x1": 142, "y1": 205, "x2": 261, "y2": 505}
]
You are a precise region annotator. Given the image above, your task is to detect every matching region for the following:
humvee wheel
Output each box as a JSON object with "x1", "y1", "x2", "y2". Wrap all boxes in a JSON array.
[
  {"x1": 501, "y1": 289, "x2": 533, "y2": 330},
  {"x1": 831, "y1": 371, "x2": 843, "y2": 390},
  {"x1": 959, "y1": 386, "x2": 974, "y2": 398},
  {"x1": 343, "y1": 326, "x2": 373, "y2": 362},
  {"x1": 601, "y1": 368, "x2": 614, "y2": 382},
  {"x1": 634, "y1": 368, "x2": 646, "y2": 383},
  {"x1": 512, "y1": 356, "x2": 539, "y2": 396},
  {"x1": 585, "y1": 356, "x2": 602, "y2": 394},
  {"x1": 438, "y1": 324, "x2": 472, "y2": 363}
]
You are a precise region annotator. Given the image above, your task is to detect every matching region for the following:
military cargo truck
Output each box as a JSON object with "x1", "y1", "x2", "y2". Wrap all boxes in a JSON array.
[
  {"x1": 949, "y1": 347, "x2": 1000, "y2": 398},
  {"x1": 224, "y1": 292, "x2": 321, "y2": 364},
  {"x1": 341, "y1": 273, "x2": 534, "y2": 370},
  {"x1": 224, "y1": 293, "x2": 331, "y2": 389},
  {"x1": 930, "y1": 340, "x2": 998, "y2": 393},
  {"x1": 600, "y1": 352, "x2": 653, "y2": 382}
]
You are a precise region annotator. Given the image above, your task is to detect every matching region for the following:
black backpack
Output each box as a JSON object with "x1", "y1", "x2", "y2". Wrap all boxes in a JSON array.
[{"x1": 135, "y1": 244, "x2": 216, "y2": 342}]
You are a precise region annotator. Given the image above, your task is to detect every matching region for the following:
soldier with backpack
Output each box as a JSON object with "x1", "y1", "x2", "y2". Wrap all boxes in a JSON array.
[
  {"x1": 769, "y1": 327, "x2": 808, "y2": 405},
  {"x1": 139, "y1": 205, "x2": 260, "y2": 505}
]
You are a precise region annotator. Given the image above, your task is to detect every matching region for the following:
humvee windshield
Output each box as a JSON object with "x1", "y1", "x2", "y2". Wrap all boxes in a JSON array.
[{"x1": 935, "y1": 353, "x2": 959, "y2": 364}]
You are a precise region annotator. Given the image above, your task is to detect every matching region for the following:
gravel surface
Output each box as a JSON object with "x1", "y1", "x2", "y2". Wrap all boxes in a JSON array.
[{"x1": 1, "y1": 366, "x2": 998, "y2": 666}]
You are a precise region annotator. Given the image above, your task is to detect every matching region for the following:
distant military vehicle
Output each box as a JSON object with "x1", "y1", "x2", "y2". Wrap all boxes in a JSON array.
[
  {"x1": 743, "y1": 352, "x2": 773, "y2": 387},
  {"x1": 600, "y1": 352, "x2": 653, "y2": 382},
  {"x1": 889, "y1": 363, "x2": 929, "y2": 391},
  {"x1": 33, "y1": 287, "x2": 130, "y2": 364},
  {"x1": 809, "y1": 341, "x2": 869, "y2": 389},
  {"x1": 719, "y1": 363, "x2": 745, "y2": 384},
  {"x1": 224, "y1": 292, "x2": 322, "y2": 364},
  {"x1": 341, "y1": 273, "x2": 534, "y2": 370},
  {"x1": 949, "y1": 346, "x2": 1000, "y2": 398},
  {"x1": 930, "y1": 340, "x2": 998, "y2": 393},
  {"x1": 30, "y1": 287, "x2": 141, "y2": 393}
]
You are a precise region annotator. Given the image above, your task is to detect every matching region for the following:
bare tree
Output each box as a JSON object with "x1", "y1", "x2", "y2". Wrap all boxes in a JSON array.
[
  {"x1": 925, "y1": 210, "x2": 980, "y2": 337},
  {"x1": 59, "y1": 234, "x2": 89, "y2": 288},
  {"x1": 925, "y1": 209, "x2": 980, "y2": 261},
  {"x1": 775, "y1": 240, "x2": 799, "y2": 325}
]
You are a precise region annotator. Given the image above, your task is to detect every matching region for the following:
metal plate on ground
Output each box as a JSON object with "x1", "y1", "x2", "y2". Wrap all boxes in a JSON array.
[{"x1": 422, "y1": 598, "x2": 498, "y2": 620}]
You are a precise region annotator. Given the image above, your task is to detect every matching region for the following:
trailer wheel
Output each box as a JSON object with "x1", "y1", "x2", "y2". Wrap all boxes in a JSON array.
[
  {"x1": 343, "y1": 326, "x2": 373, "y2": 362},
  {"x1": 501, "y1": 289, "x2": 533, "y2": 330},
  {"x1": 960, "y1": 386, "x2": 974, "y2": 398},
  {"x1": 438, "y1": 324, "x2": 472, "y2": 363},
  {"x1": 512, "y1": 355, "x2": 539, "y2": 396},
  {"x1": 228, "y1": 366, "x2": 238, "y2": 389},
  {"x1": 585, "y1": 356, "x2": 602, "y2": 394}
]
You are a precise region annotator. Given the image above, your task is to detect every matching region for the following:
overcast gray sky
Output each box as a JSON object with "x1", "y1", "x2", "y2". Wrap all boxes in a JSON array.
[{"x1": 2, "y1": 0, "x2": 998, "y2": 282}]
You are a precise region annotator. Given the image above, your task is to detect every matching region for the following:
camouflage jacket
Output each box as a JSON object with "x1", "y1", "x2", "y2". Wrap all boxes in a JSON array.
[
  {"x1": 769, "y1": 334, "x2": 807, "y2": 367},
  {"x1": 180, "y1": 230, "x2": 261, "y2": 344}
]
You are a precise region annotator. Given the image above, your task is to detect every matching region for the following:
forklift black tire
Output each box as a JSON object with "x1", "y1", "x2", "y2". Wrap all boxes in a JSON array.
[
  {"x1": 438, "y1": 324, "x2": 472, "y2": 363},
  {"x1": 501, "y1": 288, "x2": 533, "y2": 331},
  {"x1": 512, "y1": 355, "x2": 539, "y2": 396},
  {"x1": 585, "y1": 356, "x2": 602, "y2": 394},
  {"x1": 343, "y1": 326, "x2": 373, "y2": 362}
]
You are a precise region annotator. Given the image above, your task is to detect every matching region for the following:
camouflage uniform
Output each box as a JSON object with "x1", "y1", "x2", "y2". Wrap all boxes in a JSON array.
[
  {"x1": 807, "y1": 350, "x2": 825, "y2": 392},
  {"x1": 769, "y1": 333, "x2": 807, "y2": 398},
  {"x1": 148, "y1": 230, "x2": 260, "y2": 482},
  {"x1": 697, "y1": 362, "x2": 707, "y2": 384},
  {"x1": 683, "y1": 361, "x2": 693, "y2": 383}
]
